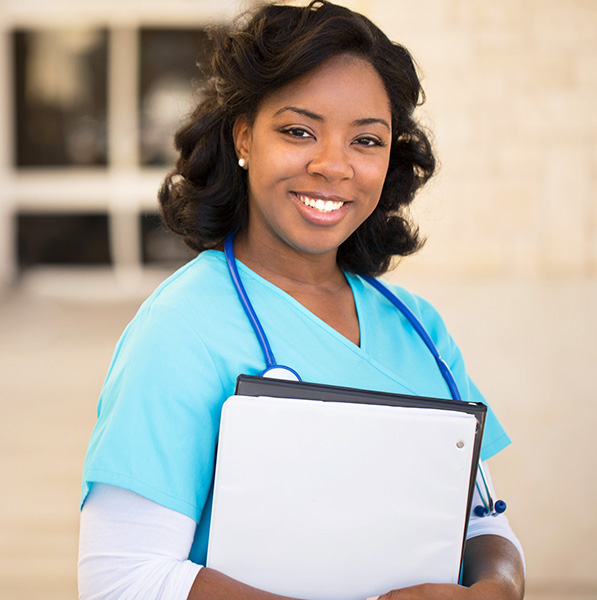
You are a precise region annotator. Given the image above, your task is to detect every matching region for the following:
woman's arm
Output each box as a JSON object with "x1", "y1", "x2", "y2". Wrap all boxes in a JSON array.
[
  {"x1": 462, "y1": 534, "x2": 525, "y2": 598},
  {"x1": 374, "y1": 534, "x2": 524, "y2": 600},
  {"x1": 189, "y1": 534, "x2": 525, "y2": 600},
  {"x1": 78, "y1": 484, "x2": 201, "y2": 600},
  {"x1": 188, "y1": 531, "x2": 524, "y2": 600},
  {"x1": 78, "y1": 484, "x2": 308, "y2": 600},
  {"x1": 80, "y1": 470, "x2": 524, "y2": 600},
  {"x1": 187, "y1": 567, "x2": 307, "y2": 600}
]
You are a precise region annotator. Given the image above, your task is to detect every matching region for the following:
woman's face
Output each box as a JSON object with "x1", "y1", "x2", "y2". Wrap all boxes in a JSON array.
[{"x1": 234, "y1": 53, "x2": 392, "y2": 261}]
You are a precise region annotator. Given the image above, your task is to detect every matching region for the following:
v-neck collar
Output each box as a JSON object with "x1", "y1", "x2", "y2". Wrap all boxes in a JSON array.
[
  {"x1": 203, "y1": 250, "x2": 423, "y2": 396},
  {"x1": 209, "y1": 249, "x2": 366, "y2": 351}
]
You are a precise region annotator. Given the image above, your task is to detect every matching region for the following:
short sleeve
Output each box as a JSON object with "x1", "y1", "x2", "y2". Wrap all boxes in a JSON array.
[{"x1": 81, "y1": 296, "x2": 226, "y2": 523}]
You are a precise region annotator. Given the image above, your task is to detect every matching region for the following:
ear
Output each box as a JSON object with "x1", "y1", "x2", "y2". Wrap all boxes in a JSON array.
[{"x1": 232, "y1": 116, "x2": 252, "y2": 165}]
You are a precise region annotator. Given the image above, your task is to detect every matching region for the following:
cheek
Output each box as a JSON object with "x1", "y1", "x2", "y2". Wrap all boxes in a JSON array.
[
  {"x1": 250, "y1": 142, "x2": 306, "y2": 189},
  {"x1": 360, "y1": 159, "x2": 390, "y2": 197}
]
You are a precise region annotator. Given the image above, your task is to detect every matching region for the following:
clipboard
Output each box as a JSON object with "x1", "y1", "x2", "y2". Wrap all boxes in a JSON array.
[{"x1": 207, "y1": 375, "x2": 487, "y2": 600}]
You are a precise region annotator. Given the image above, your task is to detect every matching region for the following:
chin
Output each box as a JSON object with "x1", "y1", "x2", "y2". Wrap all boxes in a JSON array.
[{"x1": 284, "y1": 232, "x2": 350, "y2": 258}]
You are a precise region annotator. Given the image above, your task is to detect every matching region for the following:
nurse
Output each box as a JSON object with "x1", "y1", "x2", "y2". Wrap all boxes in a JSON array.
[{"x1": 78, "y1": 2, "x2": 525, "y2": 599}]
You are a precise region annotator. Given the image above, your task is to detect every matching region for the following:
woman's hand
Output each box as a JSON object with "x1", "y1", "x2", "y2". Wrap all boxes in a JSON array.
[
  {"x1": 378, "y1": 582, "x2": 471, "y2": 599},
  {"x1": 376, "y1": 580, "x2": 510, "y2": 599}
]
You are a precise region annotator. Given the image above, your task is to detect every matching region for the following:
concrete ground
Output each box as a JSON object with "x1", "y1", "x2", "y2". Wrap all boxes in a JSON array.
[{"x1": 0, "y1": 267, "x2": 595, "y2": 599}]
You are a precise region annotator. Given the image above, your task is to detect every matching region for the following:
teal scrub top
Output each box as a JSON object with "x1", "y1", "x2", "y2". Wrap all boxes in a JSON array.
[{"x1": 81, "y1": 250, "x2": 510, "y2": 564}]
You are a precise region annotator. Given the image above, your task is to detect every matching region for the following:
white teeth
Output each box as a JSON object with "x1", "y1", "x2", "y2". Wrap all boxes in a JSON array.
[{"x1": 296, "y1": 194, "x2": 344, "y2": 213}]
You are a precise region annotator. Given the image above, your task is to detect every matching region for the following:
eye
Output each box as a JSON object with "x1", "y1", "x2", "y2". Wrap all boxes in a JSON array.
[
  {"x1": 280, "y1": 127, "x2": 314, "y2": 140},
  {"x1": 354, "y1": 136, "x2": 386, "y2": 148}
]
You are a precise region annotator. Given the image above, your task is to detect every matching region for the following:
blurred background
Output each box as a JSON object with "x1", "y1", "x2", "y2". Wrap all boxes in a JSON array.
[{"x1": 0, "y1": 0, "x2": 595, "y2": 598}]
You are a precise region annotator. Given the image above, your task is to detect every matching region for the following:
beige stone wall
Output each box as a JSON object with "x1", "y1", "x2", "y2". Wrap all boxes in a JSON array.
[{"x1": 353, "y1": 0, "x2": 597, "y2": 278}]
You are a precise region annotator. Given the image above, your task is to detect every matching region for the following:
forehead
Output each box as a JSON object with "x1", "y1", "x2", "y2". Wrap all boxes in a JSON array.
[{"x1": 256, "y1": 54, "x2": 391, "y2": 123}]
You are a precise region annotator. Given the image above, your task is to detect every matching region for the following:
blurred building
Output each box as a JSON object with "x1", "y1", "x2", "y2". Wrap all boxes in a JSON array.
[{"x1": 0, "y1": 0, "x2": 249, "y2": 292}]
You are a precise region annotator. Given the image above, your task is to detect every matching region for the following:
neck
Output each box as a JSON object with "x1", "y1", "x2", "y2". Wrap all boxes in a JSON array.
[{"x1": 232, "y1": 231, "x2": 346, "y2": 293}]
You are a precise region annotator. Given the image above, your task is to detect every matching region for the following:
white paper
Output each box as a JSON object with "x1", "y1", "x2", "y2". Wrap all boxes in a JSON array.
[{"x1": 208, "y1": 395, "x2": 477, "y2": 600}]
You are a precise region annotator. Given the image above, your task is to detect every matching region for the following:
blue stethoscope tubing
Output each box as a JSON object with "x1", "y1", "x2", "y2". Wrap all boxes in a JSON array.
[
  {"x1": 223, "y1": 232, "x2": 505, "y2": 517},
  {"x1": 224, "y1": 234, "x2": 302, "y2": 381}
]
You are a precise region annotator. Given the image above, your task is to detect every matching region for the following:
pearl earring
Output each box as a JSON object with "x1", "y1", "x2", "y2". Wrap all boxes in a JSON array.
[{"x1": 238, "y1": 158, "x2": 246, "y2": 169}]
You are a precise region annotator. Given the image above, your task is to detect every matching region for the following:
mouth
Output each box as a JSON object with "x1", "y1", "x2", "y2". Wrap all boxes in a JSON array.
[{"x1": 293, "y1": 193, "x2": 345, "y2": 213}]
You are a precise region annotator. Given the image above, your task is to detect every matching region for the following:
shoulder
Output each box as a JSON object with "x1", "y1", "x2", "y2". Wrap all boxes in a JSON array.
[
  {"x1": 96, "y1": 253, "x2": 239, "y2": 428},
  {"x1": 124, "y1": 251, "x2": 238, "y2": 336},
  {"x1": 390, "y1": 284, "x2": 449, "y2": 336},
  {"x1": 354, "y1": 275, "x2": 450, "y2": 339},
  {"x1": 104, "y1": 251, "x2": 239, "y2": 384},
  {"x1": 351, "y1": 274, "x2": 461, "y2": 373},
  {"x1": 141, "y1": 250, "x2": 231, "y2": 313}
]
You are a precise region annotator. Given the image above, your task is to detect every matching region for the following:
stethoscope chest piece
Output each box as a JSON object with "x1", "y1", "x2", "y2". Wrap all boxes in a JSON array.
[{"x1": 261, "y1": 365, "x2": 302, "y2": 381}]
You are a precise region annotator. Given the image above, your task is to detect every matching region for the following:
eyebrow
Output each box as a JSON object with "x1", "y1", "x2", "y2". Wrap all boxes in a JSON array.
[
  {"x1": 353, "y1": 117, "x2": 391, "y2": 132},
  {"x1": 273, "y1": 106, "x2": 391, "y2": 132}
]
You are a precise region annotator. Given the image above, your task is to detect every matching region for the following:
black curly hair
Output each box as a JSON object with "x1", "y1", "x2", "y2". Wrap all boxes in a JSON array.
[{"x1": 159, "y1": 0, "x2": 436, "y2": 276}]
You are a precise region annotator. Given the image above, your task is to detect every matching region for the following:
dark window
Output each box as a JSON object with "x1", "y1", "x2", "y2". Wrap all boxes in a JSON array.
[
  {"x1": 14, "y1": 29, "x2": 108, "y2": 167},
  {"x1": 139, "y1": 28, "x2": 211, "y2": 167},
  {"x1": 17, "y1": 213, "x2": 111, "y2": 266}
]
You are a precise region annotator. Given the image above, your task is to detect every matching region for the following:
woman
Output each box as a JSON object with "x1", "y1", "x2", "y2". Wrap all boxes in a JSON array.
[{"x1": 78, "y1": 2, "x2": 525, "y2": 599}]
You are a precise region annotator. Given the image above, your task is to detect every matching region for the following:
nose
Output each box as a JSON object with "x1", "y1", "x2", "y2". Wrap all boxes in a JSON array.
[{"x1": 306, "y1": 139, "x2": 353, "y2": 181}]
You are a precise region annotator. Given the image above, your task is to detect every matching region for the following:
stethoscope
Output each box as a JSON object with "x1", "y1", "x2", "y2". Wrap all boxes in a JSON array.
[{"x1": 224, "y1": 232, "x2": 506, "y2": 518}]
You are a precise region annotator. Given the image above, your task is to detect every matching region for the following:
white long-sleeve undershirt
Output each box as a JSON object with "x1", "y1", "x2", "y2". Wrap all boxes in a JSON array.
[{"x1": 78, "y1": 483, "x2": 201, "y2": 600}]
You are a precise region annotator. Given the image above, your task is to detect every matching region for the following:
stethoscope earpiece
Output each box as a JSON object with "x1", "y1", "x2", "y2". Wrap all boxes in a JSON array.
[{"x1": 473, "y1": 499, "x2": 507, "y2": 518}]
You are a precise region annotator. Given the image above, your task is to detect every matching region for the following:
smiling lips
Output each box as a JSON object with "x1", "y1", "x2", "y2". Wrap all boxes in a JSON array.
[{"x1": 294, "y1": 193, "x2": 345, "y2": 213}]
